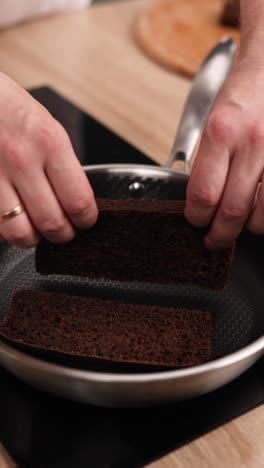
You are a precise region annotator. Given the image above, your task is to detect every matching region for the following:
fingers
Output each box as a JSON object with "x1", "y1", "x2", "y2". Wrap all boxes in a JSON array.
[
  {"x1": 0, "y1": 179, "x2": 40, "y2": 248},
  {"x1": 11, "y1": 164, "x2": 76, "y2": 244},
  {"x1": 185, "y1": 112, "x2": 232, "y2": 228},
  {"x1": 185, "y1": 105, "x2": 264, "y2": 248},
  {"x1": 0, "y1": 75, "x2": 97, "y2": 250},
  {"x1": 44, "y1": 129, "x2": 98, "y2": 229},
  {"x1": 247, "y1": 182, "x2": 264, "y2": 234},
  {"x1": 187, "y1": 109, "x2": 264, "y2": 248},
  {"x1": 6, "y1": 118, "x2": 96, "y2": 244},
  {"x1": 205, "y1": 145, "x2": 263, "y2": 249}
]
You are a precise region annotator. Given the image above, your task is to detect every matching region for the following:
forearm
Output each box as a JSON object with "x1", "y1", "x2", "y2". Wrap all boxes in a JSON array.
[{"x1": 240, "y1": 0, "x2": 264, "y2": 62}]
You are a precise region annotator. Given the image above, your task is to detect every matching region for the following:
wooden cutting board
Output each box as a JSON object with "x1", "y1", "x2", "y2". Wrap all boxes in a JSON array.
[{"x1": 135, "y1": 0, "x2": 240, "y2": 77}]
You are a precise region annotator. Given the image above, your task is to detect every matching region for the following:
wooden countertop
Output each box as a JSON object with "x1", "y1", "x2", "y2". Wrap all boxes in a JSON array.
[{"x1": 0, "y1": 0, "x2": 263, "y2": 466}]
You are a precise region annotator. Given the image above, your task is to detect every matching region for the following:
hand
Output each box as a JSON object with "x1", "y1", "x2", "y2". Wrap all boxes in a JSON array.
[
  {"x1": 185, "y1": 59, "x2": 264, "y2": 249},
  {"x1": 0, "y1": 73, "x2": 98, "y2": 247}
]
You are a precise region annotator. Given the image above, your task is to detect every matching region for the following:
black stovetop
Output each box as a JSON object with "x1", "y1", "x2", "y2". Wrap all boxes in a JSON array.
[
  {"x1": 0, "y1": 88, "x2": 263, "y2": 468},
  {"x1": 1, "y1": 359, "x2": 263, "y2": 468}
]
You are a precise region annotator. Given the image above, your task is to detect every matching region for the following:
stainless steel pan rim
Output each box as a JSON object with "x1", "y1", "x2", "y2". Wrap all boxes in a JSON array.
[
  {"x1": 83, "y1": 163, "x2": 188, "y2": 179},
  {"x1": 0, "y1": 335, "x2": 263, "y2": 384}
]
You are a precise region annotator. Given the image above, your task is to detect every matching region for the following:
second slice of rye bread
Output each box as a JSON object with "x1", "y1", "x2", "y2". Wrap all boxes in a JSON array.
[{"x1": 0, "y1": 290, "x2": 212, "y2": 370}]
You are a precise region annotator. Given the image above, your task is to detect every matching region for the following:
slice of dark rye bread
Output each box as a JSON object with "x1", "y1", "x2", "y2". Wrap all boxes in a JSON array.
[
  {"x1": 36, "y1": 200, "x2": 235, "y2": 290},
  {"x1": 0, "y1": 290, "x2": 211, "y2": 370}
]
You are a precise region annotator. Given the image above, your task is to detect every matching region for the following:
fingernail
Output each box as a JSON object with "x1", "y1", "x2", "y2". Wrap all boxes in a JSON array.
[
  {"x1": 205, "y1": 237, "x2": 231, "y2": 251},
  {"x1": 185, "y1": 208, "x2": 208, "y2": 228},
  {"x1": 88, "y1": 207, "x2": 99, "y2": 227},
  {"x1": 205, "y1": 237, "x2": 216, "y2": 250}
]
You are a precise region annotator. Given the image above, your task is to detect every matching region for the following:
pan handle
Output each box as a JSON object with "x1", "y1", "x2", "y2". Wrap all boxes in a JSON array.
[{"x1": 164, "y1": 37, "x2": 236, "y2": 173}]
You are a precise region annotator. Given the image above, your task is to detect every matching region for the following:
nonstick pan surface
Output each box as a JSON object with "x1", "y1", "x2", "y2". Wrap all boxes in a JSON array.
[{"x1": 0, "y1": 166, "x2": 263, "y2": 407}]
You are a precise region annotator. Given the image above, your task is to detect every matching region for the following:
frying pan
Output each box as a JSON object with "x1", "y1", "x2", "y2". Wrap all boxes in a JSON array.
[{"x1": 1, "y1": 38, "x2": 263, "y2": 407}]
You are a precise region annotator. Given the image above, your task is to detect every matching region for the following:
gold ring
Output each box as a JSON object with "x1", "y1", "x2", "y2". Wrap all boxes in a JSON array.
[{"x1": 0, "y1": 203, "x2": 25, "y2": 224}]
